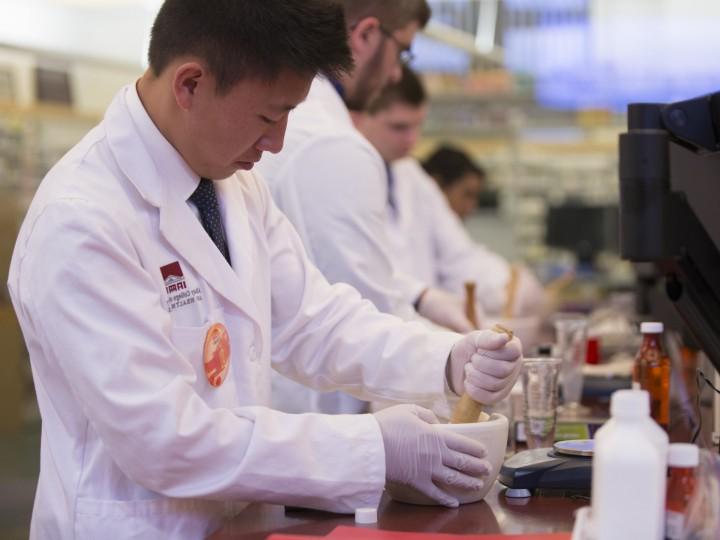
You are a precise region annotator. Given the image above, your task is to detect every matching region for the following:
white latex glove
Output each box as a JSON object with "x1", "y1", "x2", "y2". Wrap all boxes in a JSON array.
[
  {"x1": 374, "y1": 404, "x2": 491, "y2": 508},
  {"x1": 448, "y1": 330, "x2": 523, "y2": 404},
  {"x1": 416, "y1": 287, "x2": 475, "y2": 333}
]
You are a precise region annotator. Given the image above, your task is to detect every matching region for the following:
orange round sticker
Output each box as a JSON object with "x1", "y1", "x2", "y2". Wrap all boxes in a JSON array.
[{"x1": 203, "y1": 323, "x2": 231, "y2": 387}]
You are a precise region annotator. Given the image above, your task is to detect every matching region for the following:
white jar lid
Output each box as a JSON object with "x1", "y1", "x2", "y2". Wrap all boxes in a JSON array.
[
  {"x1": 611, "y1": 389, "x2": 650, "y2": 418},
  {"x1": 355, "y1": 507, "x2": 378, "y2": 524},
  {"x1": 668, "y1": 443, "x2": 699, "y2": 468},
  {"x1": 641, "y1": 321, "x2": 664, "y2": 334}
]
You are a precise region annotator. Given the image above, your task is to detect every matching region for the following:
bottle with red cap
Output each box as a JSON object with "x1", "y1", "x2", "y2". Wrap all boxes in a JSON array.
[
  {"x1": 586, "y1": 337, "x2": 601, "y2": 365},
  {"x1": 633, "y1": 322, "x2": 671, "y2": 430}
]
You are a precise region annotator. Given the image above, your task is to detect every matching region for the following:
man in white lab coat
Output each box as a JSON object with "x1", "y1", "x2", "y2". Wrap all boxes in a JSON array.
[
  {"x1": 257, "y1": 0, "x2": 478, "y2": 415},
  {"x1": 8, "y1": 2, "x2": 523, "y2": 539},
  {"x1": 256, "y1": 0, "x2": 472, "y2": 331},
  {"x1": 354, "y1": 66, "x2": 548, "y2": 319}
]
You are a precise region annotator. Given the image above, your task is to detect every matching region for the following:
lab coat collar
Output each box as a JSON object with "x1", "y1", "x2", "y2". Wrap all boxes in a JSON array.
[
  {"x1": 107, "y1": 83, "x2": 199, "y2": 207},
  {"x1": 309, "y1": 76, "x2": 355, "y2": 131},
  {"x1": 105, "y1": 84, "x2": 262, "y2": 326}
]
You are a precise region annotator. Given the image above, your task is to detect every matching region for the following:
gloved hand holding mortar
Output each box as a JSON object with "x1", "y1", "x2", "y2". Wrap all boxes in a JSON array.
[{"x1": 378, "y1": 328, "x2": 522, "y2": 507}]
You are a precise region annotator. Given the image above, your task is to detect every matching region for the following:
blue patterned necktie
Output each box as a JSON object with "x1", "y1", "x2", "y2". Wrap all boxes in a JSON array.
[
  {"x1": 189, "y1": 178, "x2": 231, "y2": 264},
  {"x1": 385, "y1": 162, "x2": 397, "y2": 219}
]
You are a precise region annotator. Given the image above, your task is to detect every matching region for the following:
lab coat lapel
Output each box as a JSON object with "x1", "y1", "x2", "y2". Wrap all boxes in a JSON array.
[
  {"x1": 105, "y1": 84, "x2": 262, "y2": 326},
  {"x1": 159, "y1": 194, "x2": 263, "y2": 326},
  {"x1": 214, "y1": 175, "x2": 259, "y2": 297}
]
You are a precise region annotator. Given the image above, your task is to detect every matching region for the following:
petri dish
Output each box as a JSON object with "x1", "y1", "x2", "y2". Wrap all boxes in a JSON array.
[{"x1": 553, "y1": 439, "x2": 594, "y2": 457}]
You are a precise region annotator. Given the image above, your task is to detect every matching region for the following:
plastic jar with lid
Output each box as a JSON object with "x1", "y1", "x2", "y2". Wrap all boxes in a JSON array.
[
  {"x1": 665, "y1": 443, "x2": 699, "y2": 540},
  {"x1": 592, "y1": 389, "x2": 668, "y2": 540}
]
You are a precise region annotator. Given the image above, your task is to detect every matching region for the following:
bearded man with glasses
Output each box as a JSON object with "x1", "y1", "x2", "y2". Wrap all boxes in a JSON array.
[{"x1": 258, "y1": 0, "x2": 482, "y2": 416}]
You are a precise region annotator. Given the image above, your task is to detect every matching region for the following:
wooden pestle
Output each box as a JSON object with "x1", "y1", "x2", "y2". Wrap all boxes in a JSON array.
[
  {"x1": 464, "y1": 282, "x2": 479, "y2": 329},
  {"x1": 452, "y1": 283, "x2": 513, "y2": 424},
  {"x1": 451, "y1": 392, "x2": 486, "y2": 424},
  {"x1": 502, "y1": 265, "x2": 520, "y2": 319},
  {"x1": 451, "y1": 323, "x2": 514, "y2": 423}
]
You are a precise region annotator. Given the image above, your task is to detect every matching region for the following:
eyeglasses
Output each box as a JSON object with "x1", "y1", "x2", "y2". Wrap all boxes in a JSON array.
[{"x1": 378, "y1": 25, "x2": 415, "y2": 67}]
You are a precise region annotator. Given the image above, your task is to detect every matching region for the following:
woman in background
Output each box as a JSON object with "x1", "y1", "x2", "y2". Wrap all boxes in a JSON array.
[{"x1": 423, "y1": 146, "x2": 486, "y2": 221}]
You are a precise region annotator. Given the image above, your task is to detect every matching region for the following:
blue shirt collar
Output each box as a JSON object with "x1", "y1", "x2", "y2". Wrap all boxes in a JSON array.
[{"x1": 329, "y1": 79, "x2": 346, "y2": 100}]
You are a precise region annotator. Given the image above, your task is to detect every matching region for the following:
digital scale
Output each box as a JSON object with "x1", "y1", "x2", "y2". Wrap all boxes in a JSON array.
[{"x1": 498, "y1": 439, "x2": 594, "y2": 497}]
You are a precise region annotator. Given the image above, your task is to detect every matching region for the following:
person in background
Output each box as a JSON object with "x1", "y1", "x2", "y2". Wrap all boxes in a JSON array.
[
  {"x1": 424, "y1": 145, "x2": 486, "y2": 221},
  {"x1": 257, "y1": 0, "x2": 478, "y2": 415},
  {"x1": 7, "y1": 2, "x2": 523, "y2": 539},
  {"x1": 354, "y1": 65, "x2": 548, "y2": 320}
]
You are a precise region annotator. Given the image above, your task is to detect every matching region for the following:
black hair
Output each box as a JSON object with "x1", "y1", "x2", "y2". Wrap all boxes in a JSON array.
[
  {"x1": 148, "y1": 0, "x2": 353, "y2": 94},
  {"x1": 340, "y1": 0, "x2": 431, "y2": 32},
  {"x1": 367, "y1": 65, "x2": 426, "y2": 114},
  {"x1": 422, "y1": 146, "x2": 486, "y2": 189}
]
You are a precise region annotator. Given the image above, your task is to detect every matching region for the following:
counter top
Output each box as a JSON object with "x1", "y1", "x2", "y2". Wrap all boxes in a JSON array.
[{"x1": 209, "y1": 482, "x2": 586, "y2": 539}]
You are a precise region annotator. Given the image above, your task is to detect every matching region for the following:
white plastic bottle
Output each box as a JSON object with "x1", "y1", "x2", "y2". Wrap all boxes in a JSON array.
[{"x1": 591, "y1": 389, "x2": 669, "y2": 540}]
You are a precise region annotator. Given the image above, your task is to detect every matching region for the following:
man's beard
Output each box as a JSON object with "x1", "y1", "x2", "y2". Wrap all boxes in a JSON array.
[{"x1": 344, "y1": 41, "x2": 387, "y2": 112}]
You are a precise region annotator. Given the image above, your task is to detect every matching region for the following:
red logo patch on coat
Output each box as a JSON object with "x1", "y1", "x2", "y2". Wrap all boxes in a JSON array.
[{"x1": 160, "y1": 261, "x2": 187, "y2": 294}]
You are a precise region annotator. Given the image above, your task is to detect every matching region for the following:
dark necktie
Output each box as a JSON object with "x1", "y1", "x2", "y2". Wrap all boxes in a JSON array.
[
  {"x1": 189, "y1": 178, "x2": 231, "y2": 265},
  {"x1": 385, "y1": 162, "x2": 397, "y2": 218}
]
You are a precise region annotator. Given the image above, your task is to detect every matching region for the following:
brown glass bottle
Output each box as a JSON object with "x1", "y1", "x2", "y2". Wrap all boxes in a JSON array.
[
  {"x1": 633, "y1": 322, "x2": 671, "y2": 430},
  {"x1": 665, "y1": 443, "x2": 699, "y2": 540}
]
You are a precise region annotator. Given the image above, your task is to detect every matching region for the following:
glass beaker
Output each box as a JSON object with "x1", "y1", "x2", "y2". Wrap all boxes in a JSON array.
[
  {"x1": 521, "y1": 357, "x2": 561, "y2": 449},
  {"x1": 554, "y1": 315, "x2": 590, "y2": 417}
]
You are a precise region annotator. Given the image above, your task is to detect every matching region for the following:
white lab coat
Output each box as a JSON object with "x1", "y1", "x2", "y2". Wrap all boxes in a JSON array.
[
  {"x1": 257, "y1": 76, "x2": 426, "y2": 316},
  {"x1": 8, "y1": 85, "x2": 459, "y2": 540},
  {"x1": 257, "y1": 77, "x2": 434, "y2": 415},
  {"x1": 387, "y1": 158, "x2": 513, "y2": 315}
]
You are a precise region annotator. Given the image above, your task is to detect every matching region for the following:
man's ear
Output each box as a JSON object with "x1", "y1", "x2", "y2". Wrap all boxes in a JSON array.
[
  {"x1": 172, "y1": 62, "x2": 206, "y2": 111},
  {"x1": 348, "y1": 16, "x2": 382, "y2": 61}
]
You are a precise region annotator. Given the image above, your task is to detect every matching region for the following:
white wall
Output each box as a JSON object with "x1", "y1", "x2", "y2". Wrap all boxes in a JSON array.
[
  {"x1": 0, "y1": 47, "x2": 36, "y2": 107},
  {"x1": 0, "y1": 0, "x2": 160, "y2": 67},
  {"x1": 0, "y1": 44, "x2": 140, "y2": 114},
  {"x1": 0, "y1": 0, "x2": 152, "y2": 113},
  {"x1": 72, "y1": 62, "x2": 141, "y2": 115}
]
